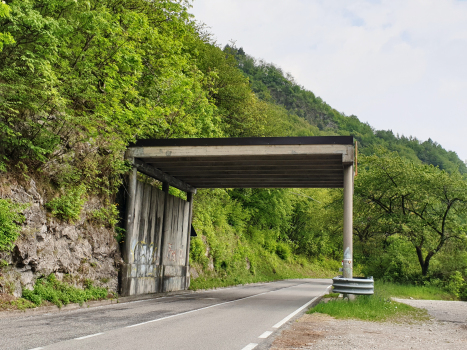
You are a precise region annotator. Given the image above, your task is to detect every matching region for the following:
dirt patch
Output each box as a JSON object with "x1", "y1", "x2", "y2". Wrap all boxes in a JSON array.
[
  {"x1": 270, "y1": 301, "x2": 467, "y2": 350},
  {"x1": 271, "y1": 314, "x2": 333, "y2": 349}
]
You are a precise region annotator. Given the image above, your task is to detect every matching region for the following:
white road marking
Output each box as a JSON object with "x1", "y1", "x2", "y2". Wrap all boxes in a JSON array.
[
  {"x1": 27, "y1": 348, "x2": 44, "y2": 350},
  {"x1": 241, "y1": 343, "x2": 258, "y2": 350},
  {"x1": 74, "y1": 333, "x2": 104, "y2": 340},
  {"x1": 272, "y1": 285, "x2": 331, "y2": 329},
  {"x1": 125, "y1": 281, "x2": 318, "y2": 329},
  {"x1": 126, "y1": 292, "x2": 269, "y2": 328},
  {"x1": 258, "y1": 331, "x2": 273, "y2": 338}
]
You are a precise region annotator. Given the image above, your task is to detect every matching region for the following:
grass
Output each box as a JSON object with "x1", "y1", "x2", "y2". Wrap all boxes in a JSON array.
[
  {"x1": 375, "y1": 281, "x2": 456, "y2": 300},
  {"x1": 322, "y1": 292, "x2": 340, "y2": 298},
  {"x1": 307, "y1": 280, "x2": 455, "y2": 322},
  {"x1": 308, "y1": 294, "x2": 429, "y2": 322}
]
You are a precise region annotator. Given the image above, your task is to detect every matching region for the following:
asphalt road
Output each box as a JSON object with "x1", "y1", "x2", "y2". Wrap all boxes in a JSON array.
[{"x1": 0, "y1": 279, "x2": 331, "y2": 350}]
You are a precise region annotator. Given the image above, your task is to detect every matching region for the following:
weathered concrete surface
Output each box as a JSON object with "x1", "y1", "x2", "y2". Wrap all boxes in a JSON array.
[
  {"x1": 121, "y1": 181, "x2": 190, "y2": 296},
  {"x1": 0, "y1": 174, "x2": 121, "y2": 296}
]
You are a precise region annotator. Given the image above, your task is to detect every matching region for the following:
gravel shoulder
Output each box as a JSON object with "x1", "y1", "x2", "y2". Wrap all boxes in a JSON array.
[{"x1": 269, "y1": 299, "x2": 467, "y2": 350}]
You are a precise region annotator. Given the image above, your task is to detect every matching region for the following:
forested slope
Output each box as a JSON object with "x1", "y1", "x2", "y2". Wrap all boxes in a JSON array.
[
  {"x1": 230, "y1": 46, "x2": 467, "y2": 174},
  {"x1": 0, "y1": 0, "x2": 465, "y2": 301}
]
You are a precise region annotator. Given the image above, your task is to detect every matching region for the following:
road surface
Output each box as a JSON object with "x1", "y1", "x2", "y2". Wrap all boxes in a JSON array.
[{"x1": 0, "y1": 279, "x2": 331, "y2": 350}]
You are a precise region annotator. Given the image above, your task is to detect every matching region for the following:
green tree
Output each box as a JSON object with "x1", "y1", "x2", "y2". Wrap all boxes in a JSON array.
[
  {"x1": 0, "y1": 0, "x2": 218, "y2": 193},
  {"x1": 0, "y1": 1, "x2": 14, "y2": 52},
  {"x1": 355, "y1": 150, "x2": 467, "y2": 276}
]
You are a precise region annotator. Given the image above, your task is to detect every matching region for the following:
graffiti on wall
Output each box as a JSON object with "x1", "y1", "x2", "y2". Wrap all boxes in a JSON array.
[
  {"x1": 132, "y1": 241, "x2": 157, "y2": 265},
  {"x1": 166, "y1": 243, "x2": 185, "y2": 264}
]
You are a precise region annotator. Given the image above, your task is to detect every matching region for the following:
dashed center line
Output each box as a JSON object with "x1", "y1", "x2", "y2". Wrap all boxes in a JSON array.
[
  {"x1": 74, "y1": 332, "x2": 104, "y2": 340},
  {"x1": 259, "y1": 331, "x2": 273, "y2": 338},
  {"x1": 241, "y1": 343, "x2": 258, "y2": 350}
]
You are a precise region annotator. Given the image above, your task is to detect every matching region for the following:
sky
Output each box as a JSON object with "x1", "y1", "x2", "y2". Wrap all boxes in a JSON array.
[{"x1": 189, "y1": 0, "x2": 467, "y2": 162}]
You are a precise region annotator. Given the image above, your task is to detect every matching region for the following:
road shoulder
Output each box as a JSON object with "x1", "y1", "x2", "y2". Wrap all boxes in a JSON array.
[{"x1": 268, "y1": 300, "x2": 467, "y2": 349}]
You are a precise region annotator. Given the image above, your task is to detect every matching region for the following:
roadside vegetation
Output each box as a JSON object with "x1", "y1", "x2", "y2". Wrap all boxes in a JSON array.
[
  {"x1": 0, "y1": 273, "x2": 113, "y2": 311},
  {"x1": 0, "y1": 294, "x2": 36, "y2": 311},
  {"x1": 21, "y1": 274, "x2": 112, "y2": 308},
  {"x1": 190, "y1": 255, "x2": 339, "y2": 290},
  {"x1": 307, "y1": 281, "x2": 451, "y2": 322},
  {"x1": 308, "y1": 295, "x2": 429, "y2": 322},
  {"x1": 374, "y1": 281, "x2": 457, "y2": 301}
]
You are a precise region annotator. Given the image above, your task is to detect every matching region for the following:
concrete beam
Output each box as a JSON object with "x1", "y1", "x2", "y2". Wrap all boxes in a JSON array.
[
  {"x1": 126, "y1": 144, "x2": 354, "y2": 161},
  {"x1": 132, "y1": 158, "x2": 197, "y2": 194}
]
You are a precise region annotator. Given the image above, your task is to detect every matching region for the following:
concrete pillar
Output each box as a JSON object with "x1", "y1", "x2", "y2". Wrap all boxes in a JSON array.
[
  {"x1": 343, "y1": 164, "x2": 353, "y2": 279},
  {"x1": 158, "y1": 182, "x2": 169, "y2": 292},
  {"x1": 184, "y1": 192, "x2": 194, "y2": 289},
  {"x1": 123, "y1": 166, "x2": 137, "y2": 264}
]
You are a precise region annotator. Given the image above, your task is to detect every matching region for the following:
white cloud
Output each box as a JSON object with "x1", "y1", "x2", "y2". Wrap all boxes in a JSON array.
[{"x1": 190, "y1": 0, "x2": 467, "y2": 160}]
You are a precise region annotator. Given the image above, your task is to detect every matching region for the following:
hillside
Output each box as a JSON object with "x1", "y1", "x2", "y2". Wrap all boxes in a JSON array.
[{"x1": 229, "y1": 46, "x2": 467, "y2": 174}]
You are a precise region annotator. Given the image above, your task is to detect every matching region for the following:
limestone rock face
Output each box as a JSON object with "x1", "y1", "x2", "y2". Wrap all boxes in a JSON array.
[{"x1": 0, "y1": 176, "x2": 121, "y2": 296}]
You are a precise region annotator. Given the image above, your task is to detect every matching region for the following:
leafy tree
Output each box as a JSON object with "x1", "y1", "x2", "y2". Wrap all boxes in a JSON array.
[
  {"x1": 0, "y1": 0, "x2": 218, "y2": 194},
  {"x1": 355, "y1": 150, "x2": 467, "y2": 276},
  {"x1": 0, "y1": 1, "x2": 14, "y2": 52}
]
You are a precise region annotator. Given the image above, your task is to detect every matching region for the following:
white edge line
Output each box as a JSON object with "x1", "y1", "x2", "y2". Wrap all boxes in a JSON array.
[
  {"x1": 272, "y1": 284, "x2": 332, "y2": 329},
  {"x1": 74, "y1": 332, "x2": 104, "y2": 340},
  {"x1": 126, "y1": 292, "x2": 269, "y2": 328},
  {"x1": 241, "y1": 343, "x2": 258, "y2": 350},
  {"x1": 27, "y1": 348, "x2": 44, "y2": 350},
  {"x1": 125, "y1": 281, "x2": 323, "y2": 329},
  {"x1": 258, "y1": 331, "x2": 273, "y2": 339}
]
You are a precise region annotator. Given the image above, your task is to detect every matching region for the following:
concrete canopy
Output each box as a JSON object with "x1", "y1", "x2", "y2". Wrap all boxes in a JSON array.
[{"x1": 126, "y1": 136, "x2": 354, "y2": 192}]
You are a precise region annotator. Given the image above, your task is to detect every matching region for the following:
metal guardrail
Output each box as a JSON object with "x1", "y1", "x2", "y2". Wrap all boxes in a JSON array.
[{"x1": 332, "y1": 276, "x2": 374, "y2": 295}]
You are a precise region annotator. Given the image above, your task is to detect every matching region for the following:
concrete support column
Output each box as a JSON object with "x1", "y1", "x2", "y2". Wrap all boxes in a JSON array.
[
  {"x1": 157, "y1": 182, "x2": 169, "y2": 292},
  {"x1": 123, "y1": 166, "x2": 137, "y2": 264},
  {"x1": 343, "y1": 164, "x2": 354, "y2": 279},
  {"x1": 184, "y1": 192, "x2": 194, "y2": 289}
]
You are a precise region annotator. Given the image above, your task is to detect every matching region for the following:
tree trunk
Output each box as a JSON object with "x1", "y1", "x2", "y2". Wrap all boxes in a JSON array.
[{"x1": 416, "y1": 246, "x2": 434, "y2": 276}]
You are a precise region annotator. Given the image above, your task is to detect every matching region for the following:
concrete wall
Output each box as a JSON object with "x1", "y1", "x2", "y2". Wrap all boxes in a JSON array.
[{"x1": 121, "y1": 181, "x2": 190, "y2": 296}]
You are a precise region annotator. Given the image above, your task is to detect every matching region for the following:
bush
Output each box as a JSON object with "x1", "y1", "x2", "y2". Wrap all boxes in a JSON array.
[
  {"x1": 0, "y1": 199, "x2": 28, "y2": 251},
  {"x1": 275, "y1": 242, "x2": 292, "y2": 260},
  {"x1": 190, "y1": 237, "x2": 209, "y2": 268},
  {"x1": 22, "y1": 273, "x2": 110, "y2": 308},
  {"x1": 46, "y1": 185, "x2": 87, "y2": 222},
  {"x1": 91, "y1": 202, "x2": 119, "y2": 228},
  {"x1": 446, "y1": 271, "x2": 465, "y2": 298}
]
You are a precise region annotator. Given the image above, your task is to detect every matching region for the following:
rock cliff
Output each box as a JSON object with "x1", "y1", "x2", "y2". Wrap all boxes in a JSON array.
[{"x1": 0, "y1": 174, "x2": 121, "y2": 297}]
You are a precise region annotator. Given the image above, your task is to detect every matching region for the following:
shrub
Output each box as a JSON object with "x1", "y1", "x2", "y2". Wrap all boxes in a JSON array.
[
  {"x1": 275, "y1": 242, "x2": 291, "y2": 260},
  {"x1": 22, "y1": 273, "x2": 109, "y2": 308},
  {"x1": 446, "y1": 271, "x2": 465, "y2": 298},
  {"x1": 190, "y1": 237, "x2": 209, "y2": 268},
  {"x1": 0, "y1": 199, "x2": 28, "y2": 251},
  {"x1": 91, "y1": 202, "x2": 119, "y2": 228},
  {"x1": 46, "y1": 185, "x2": 87, "y2": 222}
]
